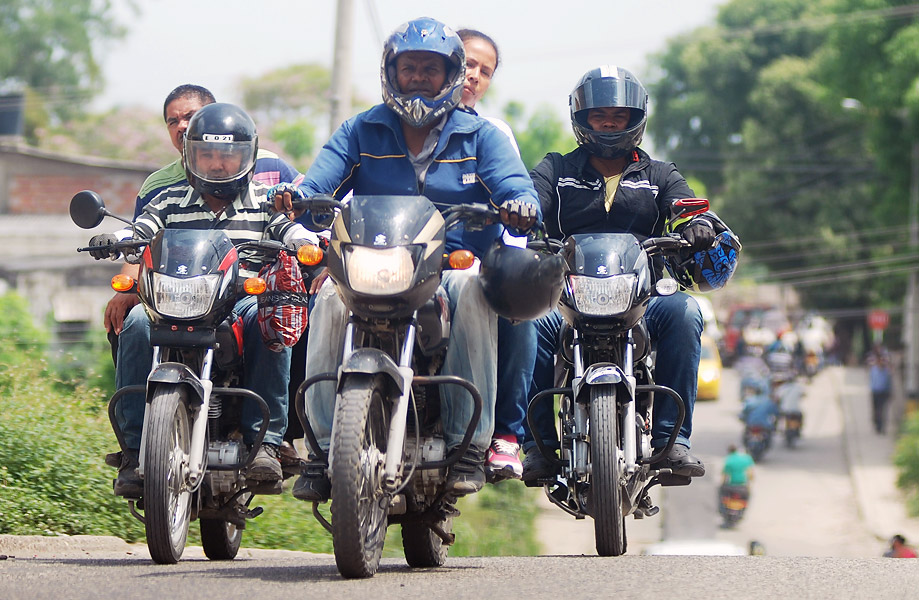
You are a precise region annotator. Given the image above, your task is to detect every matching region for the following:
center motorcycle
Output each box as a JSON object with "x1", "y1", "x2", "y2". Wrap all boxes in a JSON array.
[
  {"x1": 71, "y1": 190, "x2": 331, "y2": 564},
  {"x1": 295, "y1": 195, "x2": 563, "y2": 578},
  {"x1": 527, "y1": 198, "x2": 710, "y2": 556}
]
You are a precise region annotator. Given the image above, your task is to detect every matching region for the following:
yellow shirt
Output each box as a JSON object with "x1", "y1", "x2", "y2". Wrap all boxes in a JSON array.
[{"x1": 604, "y1": 174, "x2": 622, "y2": 212}]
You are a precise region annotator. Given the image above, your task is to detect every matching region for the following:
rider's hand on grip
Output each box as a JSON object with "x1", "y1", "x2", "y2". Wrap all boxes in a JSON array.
[
  {"x1": 88, "y1": 233, "x2": 118, "y2": 260},
  {"x1": 681, "y1": 217, "x2": 715, "y2": 252},
  {"x1": 268, "y1": 183, "x2": 306, "y2": 219},
  {"x1": 499, "y1": 199, "x2": 537, "y2": 233}
]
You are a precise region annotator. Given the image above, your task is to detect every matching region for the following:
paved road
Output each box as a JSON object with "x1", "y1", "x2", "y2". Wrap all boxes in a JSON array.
[{"x1": 534, "y1": 366, "x2": 919, "y2": 557}]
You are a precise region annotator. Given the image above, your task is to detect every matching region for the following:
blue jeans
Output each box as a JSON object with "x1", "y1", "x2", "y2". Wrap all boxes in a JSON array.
[
  {"x1": 523, "y1": 292, "x2": 703, "y2": 451},
  {"x1": 494, "y1": 317, "x2": 536, "y2": 443},
  {"x1": 115, "y1": 297, "x2": 291, "y2": 450},
  {"x1": 305, "y1": 269, "x2": 498, "y2": 451}
]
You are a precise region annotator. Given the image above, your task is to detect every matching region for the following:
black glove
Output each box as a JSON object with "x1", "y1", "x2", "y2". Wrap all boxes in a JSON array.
[
  {"x1": 499, "y1": 199, "x2": 538, "y2": 232},
  {"x1": 682, "y1": 218, "x2": 716, "y2": 252},
  {"x1": 286, "y1": 238, "x2": 314, "y2": 253},
  {"x1": 88, "y1": 233, "x2": 118, "y2": 260}
]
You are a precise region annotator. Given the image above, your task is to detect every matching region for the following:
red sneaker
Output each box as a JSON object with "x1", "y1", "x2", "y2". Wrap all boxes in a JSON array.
[{"x1": 486, "y1": 434, "x2": 522, "y2": 481}]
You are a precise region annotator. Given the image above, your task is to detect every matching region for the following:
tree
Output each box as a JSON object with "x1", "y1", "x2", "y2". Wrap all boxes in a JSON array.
[
  {"x1": 239, "y1": 63, "x2": 369, "y2": 167},
  {"x1": 0, "y1": 0, "x2": 129, "y2": 142},
  {"x1": 36, "y1": 104, "x2": 173, "y2": 165},
  {"x1": 647, "y1": 0, "x2": 918, "y2": 318},
  {"x1": 502, "y1": 101, "x2": 575, "y2": 171}
]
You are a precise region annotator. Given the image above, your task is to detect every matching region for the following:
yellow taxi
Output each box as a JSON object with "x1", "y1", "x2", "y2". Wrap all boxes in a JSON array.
[{"x1": 697, "y1": 334, "x2": 723, "y2": 401}]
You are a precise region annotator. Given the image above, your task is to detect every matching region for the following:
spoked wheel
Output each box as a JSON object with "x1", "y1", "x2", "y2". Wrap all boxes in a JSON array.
[
  {"x1": 144, "y1": 385, "x2": 193, "y2": 564},
  {"x1": 588, "y1": 384, "x2": 626, "y2": 557},
  {"x1": 200, "y1": 518, "x2": 242, "y2": 560},
  {"x1": 402, "y1": 514, "x2": 453, "y2": 568},
  {"x1": 330, "y1": 375, "x2": 391, "y2": 578}
]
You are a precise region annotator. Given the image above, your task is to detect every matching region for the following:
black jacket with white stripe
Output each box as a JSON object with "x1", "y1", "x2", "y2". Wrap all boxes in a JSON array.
[{"x1": 529, "y1": 146, "x2": 694, "y2": 242}]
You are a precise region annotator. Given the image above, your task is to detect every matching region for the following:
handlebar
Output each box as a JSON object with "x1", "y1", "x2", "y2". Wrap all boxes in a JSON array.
[
  {"x1": 641, "y1": 234, "x2": 691, "y2": 255},
  {"x1": 438, "y1": 202, "x2": 501, "y2": 231}
]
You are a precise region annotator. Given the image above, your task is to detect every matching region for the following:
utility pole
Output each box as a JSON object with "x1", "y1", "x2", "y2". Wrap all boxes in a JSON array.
[
  {"x1": 905, "y1": 141, "x2": 919, "y2": 397},
  {"x1": 329, "y1": 0, "x2": 354, "y2": 137}
]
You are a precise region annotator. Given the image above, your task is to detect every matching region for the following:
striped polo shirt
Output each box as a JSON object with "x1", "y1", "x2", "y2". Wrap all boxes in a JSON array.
[{"x1": 136, "y1": 181, "x2": 318, "y2": 276}]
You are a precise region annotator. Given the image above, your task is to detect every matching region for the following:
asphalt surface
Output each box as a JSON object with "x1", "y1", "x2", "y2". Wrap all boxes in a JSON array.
[{"x1": 1, "y1": 366, "x2": 917, "y2": 561}]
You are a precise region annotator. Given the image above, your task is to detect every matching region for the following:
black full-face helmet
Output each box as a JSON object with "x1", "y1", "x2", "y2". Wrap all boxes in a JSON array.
[
  {"x1": 570, "y1": 65, "x2": 648, "y2": 158},
  {"x1": 381, "y1": 17, "x2": 466, "y2": 128},
  {"x1": 184, "y1": 102, "x2": 258, "y2": 200}
]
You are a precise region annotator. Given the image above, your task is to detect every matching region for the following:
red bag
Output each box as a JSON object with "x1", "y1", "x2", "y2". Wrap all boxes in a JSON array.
[{"x1": 257, "y1": 252, "x2": 309, "y2": 351}]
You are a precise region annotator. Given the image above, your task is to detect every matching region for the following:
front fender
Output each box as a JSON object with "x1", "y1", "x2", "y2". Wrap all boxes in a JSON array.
[
  {"x1": 573, "y1": 363, "x2": 626, "y2": 401},
  {"x1": 340, "y1": 347, "x2": 405, "y2": 395},
  {"x1": 147, "y1": 362, "x2": 206, "y2": 406}
]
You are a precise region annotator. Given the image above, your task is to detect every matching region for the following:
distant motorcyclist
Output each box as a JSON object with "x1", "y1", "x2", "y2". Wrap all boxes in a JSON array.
[
  {"x1": 522, "y1": 64, "x2": 741, "y2": 481},
  {"x1": 721, "y1": 444, "x2": 754, "y2": 495},
  {"x1": 273, "y1": 17, "x2": 541, "y2": 501},
  {"x1": 91, "y1": 103, "x2": 319, "y2": 496}
]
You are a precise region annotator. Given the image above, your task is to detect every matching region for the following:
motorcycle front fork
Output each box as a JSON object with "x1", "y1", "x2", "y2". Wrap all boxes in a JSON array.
[
  {"x1": 137, "y1": 346, "x2": 214, "y2": 491},
  {"x1": 567, "y1": 330, "x2": 640, "y2": 479},
  {"x1": 340, "y1": 316, "x2": 416, "y2": 490}
]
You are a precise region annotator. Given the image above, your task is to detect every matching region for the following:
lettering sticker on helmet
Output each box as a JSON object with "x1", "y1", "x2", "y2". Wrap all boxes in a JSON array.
[{"x1": 202, "y1": 134, "x2": 234, "y2": 143}]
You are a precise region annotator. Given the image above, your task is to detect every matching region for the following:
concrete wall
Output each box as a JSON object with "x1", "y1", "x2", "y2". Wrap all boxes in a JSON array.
[{"x1": 0, "y1": 144, "x2": 157, "y2": 332}]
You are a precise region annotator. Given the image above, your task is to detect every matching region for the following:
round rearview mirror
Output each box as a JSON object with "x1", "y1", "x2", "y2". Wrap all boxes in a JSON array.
[{"x1": 70, "y1": 190, "x2": 107, "y2": 229}]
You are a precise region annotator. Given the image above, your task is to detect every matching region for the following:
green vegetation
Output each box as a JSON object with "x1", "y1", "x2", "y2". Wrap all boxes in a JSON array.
[
  {"x1": 648, "y1": 0, "x2": 919, "y2": 327},
  {"x1": 0, "y1": 291, "x2": 541, "y2": 555},
  {"x1": 895, "y1": 411, "x2": 919, "y2": 517}
]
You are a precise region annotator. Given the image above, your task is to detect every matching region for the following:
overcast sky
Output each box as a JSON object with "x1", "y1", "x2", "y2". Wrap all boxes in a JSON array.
[{"x1": 96, "y1": 0, "x2": 726, "y2": 128}]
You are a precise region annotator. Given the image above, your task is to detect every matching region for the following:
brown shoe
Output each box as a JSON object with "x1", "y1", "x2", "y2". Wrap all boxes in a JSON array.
[{"x1": 279, "y1": 441, "x2": 305, "y2": 477}]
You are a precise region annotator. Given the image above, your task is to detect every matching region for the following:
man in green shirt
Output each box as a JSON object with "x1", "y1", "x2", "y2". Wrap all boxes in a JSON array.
[{"x1": 722, "y1": 444, "x2": 755, "y2": 486}]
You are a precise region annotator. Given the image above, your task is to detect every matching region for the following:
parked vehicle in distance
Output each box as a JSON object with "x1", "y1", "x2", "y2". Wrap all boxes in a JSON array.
[{"x1": 697, "y1": 335, "x2": 722, "y2": 402}]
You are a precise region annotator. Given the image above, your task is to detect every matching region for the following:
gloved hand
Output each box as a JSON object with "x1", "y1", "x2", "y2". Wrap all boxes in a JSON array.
[
  {"x1": 286, "y1": 238, "x2": 315, "y2": 253},
  {"x1": 499, "y1": 199, "x2": 538, "y2": 232},
  {"x1": 89, "y1": 233, "x2": 118, "y2": 260},
  {"x1": 682, "y1": 217, "x2": 716, "y2": 252},
  {"x1": 268, "y1": 183, "x2": 306, "y2": 218}
]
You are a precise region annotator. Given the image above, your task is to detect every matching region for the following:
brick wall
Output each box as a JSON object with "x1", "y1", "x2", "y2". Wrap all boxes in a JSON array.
[
  {"x1": 0, "y1": 145, "x2": 156, "y2": 217},
  {"x1": 10, "y1": 174, "x2": 144, "y2": 216}
]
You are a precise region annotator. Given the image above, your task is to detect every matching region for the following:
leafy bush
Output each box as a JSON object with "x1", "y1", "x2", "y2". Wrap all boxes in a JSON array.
[
  {"x1": 895, "y1": 411, "x2": 919, "y2": 516},
  {"x1": 0, "y1": 291, "x2": 540, "y2": 554}
]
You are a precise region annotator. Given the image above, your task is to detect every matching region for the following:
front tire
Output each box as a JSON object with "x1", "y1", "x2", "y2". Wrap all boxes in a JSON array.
[
  {"x1": 329, "y1": 375, "x2": 391, "y2": 578},
  {"x1": 589, "y1": 384, "x2": 626, "y2": 557},
  {"x1": 144, "y1": 385, "x2": 193, "y2": 564}
]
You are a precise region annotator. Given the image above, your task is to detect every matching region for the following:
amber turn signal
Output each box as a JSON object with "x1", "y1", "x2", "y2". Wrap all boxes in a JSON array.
[
  {"x1": 111, "y1": 274, "x2": 135, "y2": 292},
  {"x1": 244, "y1": 277, "x2": 267, "y2": 295},
  {"x1": 297, "y1": 243, "x2": 324, "y2": 266},
  {"x1": 448, "y1": 249, "x2": 476, "y2": 270}
]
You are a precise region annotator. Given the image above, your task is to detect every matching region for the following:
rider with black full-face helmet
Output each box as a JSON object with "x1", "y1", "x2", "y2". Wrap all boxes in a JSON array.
[
  {"x1": 91, "y1": 103, "x2": 319, "y2": 497},
  {"x1": 522, "y1": 65, "x2": 741, "y2": 482}
]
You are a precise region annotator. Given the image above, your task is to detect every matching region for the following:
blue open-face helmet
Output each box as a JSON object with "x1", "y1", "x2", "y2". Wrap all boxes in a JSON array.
[
  {"x1": 666, "y1": 229, "x2": 742, "y2": 293},
  {"x1": 381, "y1": 17, "x2": 466, "y2": 128}
]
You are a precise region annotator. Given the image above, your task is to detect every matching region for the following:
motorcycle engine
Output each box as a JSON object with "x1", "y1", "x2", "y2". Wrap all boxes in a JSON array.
[
  {"x1": 403, "y1": 436, "x2": 446, "y2": 496},
  {"x1": 206, "y1": 440, "x2": 245, "y2": 494}
]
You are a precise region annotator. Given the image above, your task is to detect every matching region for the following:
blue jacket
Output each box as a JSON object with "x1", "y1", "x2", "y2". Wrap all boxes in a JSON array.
[{"x1": 297, "y1": 104, "x2": 540, "y2": 256}]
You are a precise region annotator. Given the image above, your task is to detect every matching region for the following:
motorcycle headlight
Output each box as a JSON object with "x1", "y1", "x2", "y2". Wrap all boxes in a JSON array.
[
  {"x1": 568, "y1": 273, "x2": 636, "y2": 316},
  {"x1": 152, "y1": 272, "x2": 221, "y2": 318},
  {"x1": 345, "y1": 245, "x2": 415, "y2": 295}
]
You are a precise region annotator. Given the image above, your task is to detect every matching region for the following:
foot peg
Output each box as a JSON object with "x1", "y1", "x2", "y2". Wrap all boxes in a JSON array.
[{"x1": 657, "y1": 472, "x2": 692, "y2": 487}]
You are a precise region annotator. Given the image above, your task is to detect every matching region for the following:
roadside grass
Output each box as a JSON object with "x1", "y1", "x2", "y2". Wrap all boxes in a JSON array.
[{"x1": 0, "y1": 362, "x2": 540, "y2": 555}]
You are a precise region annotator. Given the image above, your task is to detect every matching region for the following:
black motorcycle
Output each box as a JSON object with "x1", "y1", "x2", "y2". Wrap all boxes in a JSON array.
[
  {"x1": 71, "y1": 190, "x2": 328, "y2": 564},
  {"x1": 527, "y1": 198, "x2": 710, "y2": 557},
  {"x1": 296, "y1": 195, "x2": 562, "y2": 578}
]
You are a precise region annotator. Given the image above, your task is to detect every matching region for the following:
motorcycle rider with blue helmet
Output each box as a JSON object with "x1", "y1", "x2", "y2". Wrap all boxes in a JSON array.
[
  {"x1": 272, "y1": 17, "x2": 542, "y2": 501},
  {"x1": 522, "y1": 65, "x2": 742, "y2": 482}
]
